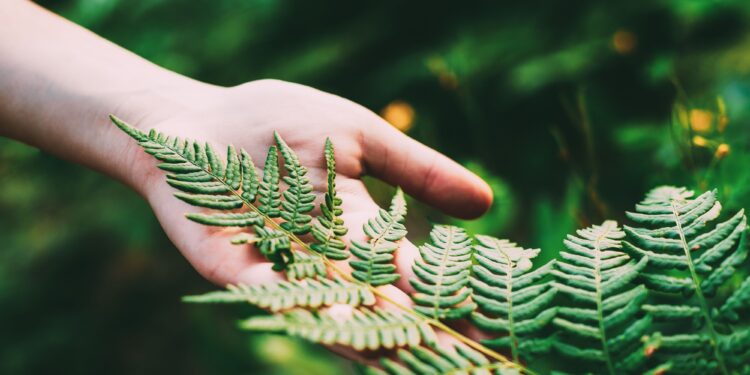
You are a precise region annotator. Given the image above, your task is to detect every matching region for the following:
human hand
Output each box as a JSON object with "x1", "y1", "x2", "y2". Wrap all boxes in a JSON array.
[{"x1": 118, "y1": 79, "x2": 492, "y2": 296}]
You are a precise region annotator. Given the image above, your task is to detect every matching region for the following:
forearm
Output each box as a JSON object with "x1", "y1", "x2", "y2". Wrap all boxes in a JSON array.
[{"x1": 0, "y1": 1, "x2": 217, "y2": 191}]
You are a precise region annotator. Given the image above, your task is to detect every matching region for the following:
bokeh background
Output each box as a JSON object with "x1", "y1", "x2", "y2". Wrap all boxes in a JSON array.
[{"x1": 3, "y1": 0, "x2": 750, "y2": 373}]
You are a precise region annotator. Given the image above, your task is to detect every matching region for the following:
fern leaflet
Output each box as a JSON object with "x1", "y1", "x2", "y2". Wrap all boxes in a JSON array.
[
  {"x1": 552, "y1": 220, "x2": 652, "y2": 374},
  {"x1": 240, "y1": 307, "x2": 436, "y2": 351},
  {"x1": 624, "y1": 186, "x2": 748, "y2": 374},
  {"x1": 368, "y1": 343, "x2": 511, "y2": 375},
  {"x1": 350, "y1": 190, "x2": 408, "y2": 286},
  {"x1": 310, "y1": 138, "x2": 349, "y2": 260},
  {"x1": 286, "y1": 250, "x2": 327, "y2": 280},
  {"x1": 410, "y1": 225, "x2": 475, "y2": 320},
  {"x1": 470, "y1": 235, "x2": 557, "y2": 363},
  {"x1": 183, "y1": 276, "x2": 374, "y2": 311},
  {"x1": 274, "y1": 132, "x2": 316, "y2": 234}
]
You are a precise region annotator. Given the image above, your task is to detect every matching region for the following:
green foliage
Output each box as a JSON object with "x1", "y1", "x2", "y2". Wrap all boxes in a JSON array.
[
  {"x1": 310, "y1": 139, "x2": 349, "y2": 260},
  {"x1": 623, "y1": 186, "x2": 749, "y2": 374},
  {"x1": 113, "y1": 117, "x2": 750, "y2": 374},
  {"x1": 286, "y1": 250, "x2": 327, "y2": 280},
  {"x1": 552, "y1": 220, "x2": 651, "y2": 374},
  {"x1": 349, "y1": 190, "x2": 408, "y2": 286},
  {"x1": 274, "y1": 132, "x2": 316, "y2": 234},
  {"x1": 240, "y1": 307, "x2": 437, "y2": 351},
  {"x1": 470, "y1": 235, "x2": 556, "y2": 362},
  {"x1": 369, "y1": 344, "x2": 512, "y2": 375},
  {"x1": 409, "y1": 225, "x2": 475, "y2": 320},
  {"x1": 258, "y1": 145, "x2": 282, "y2": 217},
  {"x1": 183, "y1": 277, "x2": 374, "y2": 311}
]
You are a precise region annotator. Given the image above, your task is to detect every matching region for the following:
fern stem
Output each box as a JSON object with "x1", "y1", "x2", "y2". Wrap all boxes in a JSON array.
[
  {"x1": 158, "y1": 140, "x2": 528, "y2": 373},
  {"x1": 671, "y1": 202, "x2": 729, "y2": 375},
  {"x1": 593, "y1": 223, "x2": 616, "y2": 375}
]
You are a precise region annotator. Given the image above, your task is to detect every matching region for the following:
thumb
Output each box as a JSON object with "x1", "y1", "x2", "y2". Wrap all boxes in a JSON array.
[{"x1": 361, "y1": 121, "x2": 493, "y2": 219}]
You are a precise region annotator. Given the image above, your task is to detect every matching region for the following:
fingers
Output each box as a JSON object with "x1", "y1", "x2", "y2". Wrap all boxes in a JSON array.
[{"x1": 360, "y1": 120, "x2": 493, "y2": 219}]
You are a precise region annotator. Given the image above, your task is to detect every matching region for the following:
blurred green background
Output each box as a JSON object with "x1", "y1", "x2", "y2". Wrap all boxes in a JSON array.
[{"x1": 3, "y1": 0, "x2": 750, "y2": 373}]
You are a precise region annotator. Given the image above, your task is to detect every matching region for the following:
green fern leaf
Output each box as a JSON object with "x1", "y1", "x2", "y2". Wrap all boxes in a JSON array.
[
  {"x1": 409, "y1": 225, "x2": 475, "y2": 320},
  {"x1": 389, "y1": 187, "x2": 407, "y2": 223},
  {"x1": 255, "y1": 225, "x2": 293, "y2": 271},
  {"x1": 715, "y1": 275, "x2": 750, "y2": 323},
  {"x1": 470, "y1": 234, "x2": 556, "y2": 362},
  {"x1": 286, "y1": 250, "x2": 327, "y2": 280},
  {"x1": 310, "y1": 138, "x2": 349, "y2": 260},
  {"x1": 258, "y1": 145, "x2": 282, "y2": 217},
  {"x1": 372, "y1": 343, "x2": 513, "y2": 375},
  {"x1": 240, "y1": 307, "x2": 436, "y2": 351},
  {"x1": 624, "y1": 186, "x2": 749, "y2": 374},
  {"x1": 274, "y1": 132, "x2": 315, "y2": 234},
  {"x1": 350, "y1": 191, "x2": 408, "y2": 286},
  {"x1": 240, "y1": 149, "x2": 260, "y2": 202},
  {"x1": 553, "y1": 220, "x2": 652, "y2": 374},
  {"x1": 183, "y1": 276, "x2": 374, "y2": 311},
  {"x1": 111, "y1": 117, "x2": 311, "y2": 268}
]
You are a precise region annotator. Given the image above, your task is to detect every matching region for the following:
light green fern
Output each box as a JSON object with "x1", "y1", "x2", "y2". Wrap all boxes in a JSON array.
[
  {"x1": 624, "y1": 186, "x2": 749, "y2": 374},
  {"x1": 410, "y1": 225, "x2": 475, "y2": 320},
  {"x1": 240, "y1": 307, "x2": 437, "y2": 351},
  {"x1": 470, "y1": 235, "x2": 557, "y2": 363},
  {"x1": 369, "y1": 343, "x2": 513, "y2": 375},
  {"x1": 285, "y1": 250, "x2": 327, "y2": 279},
  {"x1": 274, "y1": 132, "x2": 316, "y2": 234},
  {"x1": 183, "y1": 276, "x2": 374, "y2": 311},
  {"x1": 349, "y1": 190, "x2": 408, "y2": 286},
  {"x1": 552, "y1": 220, "x2": 652, "y2": 374},
  {"x1": 310, "y1": 138, "x2": 349, "y2": 260}
]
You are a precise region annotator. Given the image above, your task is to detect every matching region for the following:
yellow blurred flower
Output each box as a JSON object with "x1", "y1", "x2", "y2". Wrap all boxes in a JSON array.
[
  {"x1": 612, "y1": 29, "x2": 637, "y2": 55},
  {"x1": 692, "y1": 135, "x2": 708, "y2": 147},
  {"x1": 718, "y1": 115, "x2": 729, "y2": 133},
  {"x1": 689, "y1": 109, "x2": 713, "y2": 133},
  {"x1": 716, "y1": 143, "x2": 730, "y2": 159},
  {"x1": 716, "y1": 97, "x2": 729, "y2": 132},
  {"x1": 675, "y1": 104, "x2": 690, "y2": 129},
  {"x1": 381, "y1": 100, "x2": 415, "y2": 132}
]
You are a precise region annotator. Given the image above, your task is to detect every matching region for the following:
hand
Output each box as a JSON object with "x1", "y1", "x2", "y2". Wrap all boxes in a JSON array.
[{"x1": 121, "y1": 79, "x2": 493, "y2": 294}]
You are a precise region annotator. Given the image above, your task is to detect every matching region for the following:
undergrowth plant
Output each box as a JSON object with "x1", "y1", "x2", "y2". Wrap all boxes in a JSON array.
[{"x1": 111, "y1": 115, "x2": 750, "y2": 375}]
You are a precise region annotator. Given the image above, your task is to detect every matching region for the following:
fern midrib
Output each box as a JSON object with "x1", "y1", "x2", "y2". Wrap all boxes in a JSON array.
[
  {"x1": 592, "y1": 225, "x2": 616, "y2": 375},
  {"x1": 152, "y1": 137, "x2": 529, "y2": 374},
  {"x1": 500, "y1": 249, "x2": 519, "y2": 363},
  {"x1": 432, "y1": 228, "x2": 455, "y2": 320},
  {"x1": 670, "y1": 201, "x2": 729, "y2": 375}
]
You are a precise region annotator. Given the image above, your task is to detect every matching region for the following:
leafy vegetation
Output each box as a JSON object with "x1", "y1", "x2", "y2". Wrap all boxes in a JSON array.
[
  {"x1": 4, "y1": 1, "x2": 750, "y2": 374},
  {"x1": 113, "y1": 115, "x2": 750, "y2": 374}
]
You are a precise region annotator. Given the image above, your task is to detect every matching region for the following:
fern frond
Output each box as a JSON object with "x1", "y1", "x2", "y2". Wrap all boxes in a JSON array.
[
  {"x1": 553, "y1": 220, "x2": 652, "y2": 374},
  {"x1": 624, "y1": 186, "x2": 749, "y2": 374},
  {"x1": 410, "y1": 225, "x2": 475, "y2": 320},
  {"x1": 350, "y1": 191, "x2": 408, "y2": 286},
  {"x1": 371, "y1": 343, "x2": 512, "y2": 375},
  {"x1": 274, "y1": 132, "x2": 316, "y2": 234},
  {"x1": 715, "y1": 275, "x2": 750, "y2": 323},
  {"x1": 240, "y1": 307, "x2": 436, "y2": 351},
  {"x1": 389, "y1": 187, "x2": 407, "y2": 223},
  {"x1": 310, "y1": 138, "x2": 349, "y2": 260},
  {"x1": 258, "y1": 145, "x2": 282, "y2": 217},
  {"x1": 286, "y1": 250, "x2": 327, "y2": 280},
  {"x1": 470, "y1": 234, "x2": 556, "y2": 362},
  {"x1": 183, "y1": 276, "x2": 374, "y2": 311}
]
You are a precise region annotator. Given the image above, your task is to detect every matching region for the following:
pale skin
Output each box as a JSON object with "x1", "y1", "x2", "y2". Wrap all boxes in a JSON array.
[{"x1": 0, "y1": 0, "x2": 493, "y2": 360}]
